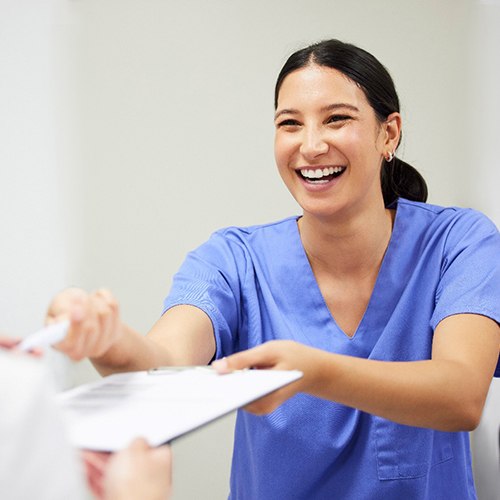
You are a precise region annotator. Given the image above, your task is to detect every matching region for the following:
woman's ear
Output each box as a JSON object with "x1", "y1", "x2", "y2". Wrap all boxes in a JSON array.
[{"x1": 384, "y1": 112, "x2": 402, "y2": 153}]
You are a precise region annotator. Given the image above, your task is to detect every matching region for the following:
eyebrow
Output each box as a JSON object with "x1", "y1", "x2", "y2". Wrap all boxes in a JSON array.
[{"x1": 274, "y1": 103, "x2": 360, "y2": 120}]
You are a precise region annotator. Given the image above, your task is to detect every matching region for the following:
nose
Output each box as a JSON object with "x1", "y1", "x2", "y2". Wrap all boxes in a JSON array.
[{"x1": 299, "y1": 127, "x2": 329, "y2": 159}]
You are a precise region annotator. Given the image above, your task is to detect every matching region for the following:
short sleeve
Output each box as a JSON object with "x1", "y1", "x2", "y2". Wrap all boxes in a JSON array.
[
  {"x1": 430, "y1": 210, "x2": 500, "y2": 376},
  {"x1": 163, "y1": 230, "x2": 244, "y2": 359}
]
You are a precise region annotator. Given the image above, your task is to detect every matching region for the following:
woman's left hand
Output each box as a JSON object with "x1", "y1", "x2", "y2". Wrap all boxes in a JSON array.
[{"x1": 212, "y1": 340, "x2": 321, "y2": 415}]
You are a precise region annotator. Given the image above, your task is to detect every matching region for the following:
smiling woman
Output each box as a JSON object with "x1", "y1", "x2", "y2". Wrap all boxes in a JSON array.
[{"x1": 46, "y1": 39, "x2": 500, "y2": 500}]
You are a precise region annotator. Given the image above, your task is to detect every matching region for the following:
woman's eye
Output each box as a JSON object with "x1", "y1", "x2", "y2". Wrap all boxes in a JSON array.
[
  {"x1": 327, "y1": 115, "x2": 351, "y2": 124},
  {"x1": 276, "y1": 119, "x2": 300, "y2": 128}
]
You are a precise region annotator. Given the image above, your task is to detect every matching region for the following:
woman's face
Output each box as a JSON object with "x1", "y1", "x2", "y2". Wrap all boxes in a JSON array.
[{"x1": 274, "y1": 64, "x2": 393, "y2": 221}]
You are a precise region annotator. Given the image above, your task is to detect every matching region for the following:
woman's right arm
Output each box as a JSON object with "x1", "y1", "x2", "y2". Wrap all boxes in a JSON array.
[{"x1": 47, "y1": 288, "x2": 216, "y2": 376}]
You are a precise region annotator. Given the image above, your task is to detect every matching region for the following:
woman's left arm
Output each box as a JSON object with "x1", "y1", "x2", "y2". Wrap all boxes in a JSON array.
[{"x1": 214, "y1": 313, "x2": 499, "y2": 431}]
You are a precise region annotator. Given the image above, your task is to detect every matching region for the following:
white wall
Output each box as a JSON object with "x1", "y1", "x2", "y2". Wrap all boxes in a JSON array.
[
  {"x1": 1, "y1": 1, "x2": 498, "y2": 499},
  {"x1": 0, "y1": 0, "x2": 81, "y2": 387}
]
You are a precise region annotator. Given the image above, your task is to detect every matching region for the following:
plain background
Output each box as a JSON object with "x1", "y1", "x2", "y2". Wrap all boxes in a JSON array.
[{"x1": 1, "y1": 0, "x2": 499, "y2": 498}]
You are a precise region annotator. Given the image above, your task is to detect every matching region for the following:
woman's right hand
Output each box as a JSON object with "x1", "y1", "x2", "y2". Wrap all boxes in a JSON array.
[{"x1": 46, "y1": 287, "x2": 122, "y2": 361}]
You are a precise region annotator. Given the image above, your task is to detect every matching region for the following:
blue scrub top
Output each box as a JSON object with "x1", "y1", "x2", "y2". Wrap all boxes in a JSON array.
[{"x1": 164, "y1": 199, "x2": 500, "y2": 500}]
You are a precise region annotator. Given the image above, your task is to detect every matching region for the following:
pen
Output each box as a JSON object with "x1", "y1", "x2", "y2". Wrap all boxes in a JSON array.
[{"x1": 18, "y1": 320, "x2": 70, "y2": 352}]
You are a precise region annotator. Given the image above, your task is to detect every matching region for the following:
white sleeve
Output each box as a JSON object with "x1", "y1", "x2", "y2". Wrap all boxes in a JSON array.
[{"x1": 0, "y1": 353, "x2": 88, "y2": 500}]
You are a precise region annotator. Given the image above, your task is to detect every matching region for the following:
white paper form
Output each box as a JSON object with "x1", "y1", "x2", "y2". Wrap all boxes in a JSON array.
[{"x1": 56, "y1": 368, "x2": 302, "y2": 451}]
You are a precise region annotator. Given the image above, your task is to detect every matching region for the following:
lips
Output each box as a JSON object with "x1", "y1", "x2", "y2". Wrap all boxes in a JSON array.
[{"x1": 297, "y1": 166, "x2": 346, "y2": 183}]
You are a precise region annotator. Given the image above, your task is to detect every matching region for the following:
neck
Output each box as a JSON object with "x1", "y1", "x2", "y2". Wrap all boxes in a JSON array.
[{"x1": 298, "y1": 202, "x2": 395, "y2": 280}]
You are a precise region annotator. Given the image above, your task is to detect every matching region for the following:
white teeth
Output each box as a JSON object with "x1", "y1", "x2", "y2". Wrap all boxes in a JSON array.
[{"x1": 300, "y1": 167, "x2": 344, "y2": 179}]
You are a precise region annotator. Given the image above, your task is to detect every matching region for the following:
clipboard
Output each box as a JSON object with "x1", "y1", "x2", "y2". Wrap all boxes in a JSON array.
[{"x1": 56, "y1": 367, "x2": 302, "y2": 451}]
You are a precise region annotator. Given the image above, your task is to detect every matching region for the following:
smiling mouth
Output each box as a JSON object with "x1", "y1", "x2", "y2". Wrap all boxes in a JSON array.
[{"x1": 298, "y1": 166, "x2": 346, "y2": 183}]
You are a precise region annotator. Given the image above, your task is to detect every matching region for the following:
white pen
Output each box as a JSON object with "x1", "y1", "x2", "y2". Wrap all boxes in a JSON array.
[{"x1": 18, "y1": 320, "x2": 70, "y2": 352}]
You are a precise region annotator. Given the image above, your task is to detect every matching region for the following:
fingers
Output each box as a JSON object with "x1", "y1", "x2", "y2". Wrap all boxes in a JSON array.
[
  {"x1": 103, "y1": 439, "x2": 172, "y2": 500},
  {"x1": 86, "y1": 289, "x2": 120, "y2": 359},
  {"x1": 212, "y1": 340, "x2": 309, "y2": 415},
  {"x1": 137, "y1": 440, "x2": 172, "y2": 478},
  {"x1": 81, "y1": 450, "x2": 111, "y2": 500},
  {"x1": 47, "y1": 287, "x2": 121, "y2": 361},
  {"x1": 121, "y1": 438, "x2": 172, "y2": 468},
  {"x1": 212, "y1": 342, "x2": 282, "y2": 373},
  {"x1": 46, "y1": 287, "x2": 87, "y2": 322},
  {"x1": 0, "y1": 335, "x2": 44, "y2": 358},
  {"x1": 125, "y1": 437, "x2": 150, "y2": 452},
  {"x1": 0, "y1": 336, "x2": 21, "y2": 350},
  {"x1": 81, "y1": 449, "x2": 111, "y2": 471}
]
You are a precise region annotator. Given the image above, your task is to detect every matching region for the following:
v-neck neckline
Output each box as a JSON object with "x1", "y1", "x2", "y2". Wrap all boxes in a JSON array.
[{"x1": 291, "y1": 203, "x2": 403, "y2": 341}]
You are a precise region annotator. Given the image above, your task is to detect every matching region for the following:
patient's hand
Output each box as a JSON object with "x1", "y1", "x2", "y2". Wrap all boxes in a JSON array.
[
  {"x1": 81, "y1": 449, "x2": 111, "y2": 499},
  {"x1": 0, "y1": 336, "x2": 19, "y2": 350},
  {"x1": 82, "y1": 439, "x2": 172, "y2": 500},
  {"x1": 104, "y1": 438, "x2": 171, "y2": 500},
  {"x1": 0, "y1": 335, "x2": 42, "y2": 357}
]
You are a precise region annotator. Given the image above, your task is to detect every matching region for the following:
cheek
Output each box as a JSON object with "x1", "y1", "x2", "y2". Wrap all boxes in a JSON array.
[
  {"x1": 343, "y1": 128, "x2": 381, "y2": 165},
  {"x1": 338, "y1": 128, "x2": 363, "y2": 153},
  {"x1": 274, "y1": 135, "x2": 292, "y2": 170}
]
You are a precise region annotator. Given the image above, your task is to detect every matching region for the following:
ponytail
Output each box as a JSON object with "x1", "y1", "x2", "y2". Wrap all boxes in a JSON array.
[{"x1": 381, "y1": 157, "x2": 428, "y2": 206}]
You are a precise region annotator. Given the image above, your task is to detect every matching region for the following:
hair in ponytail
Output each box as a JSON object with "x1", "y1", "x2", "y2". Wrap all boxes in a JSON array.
[
  {"x1": 275, "y1": 39, "x2": 428, "y2": 206},
  {"x1": 381, "y1": 157, "x2": 427, "y2": 206}
]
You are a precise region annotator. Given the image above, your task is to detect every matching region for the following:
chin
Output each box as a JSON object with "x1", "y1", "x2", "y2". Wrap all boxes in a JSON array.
[{"x1": 301, "y1": 202, "x2": 347, "y2": 220}]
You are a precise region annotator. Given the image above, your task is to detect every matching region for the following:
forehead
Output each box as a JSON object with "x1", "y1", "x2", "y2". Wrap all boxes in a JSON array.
[{"x1": 276, "y1": 64, "x2": 369, "y2": 111}]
